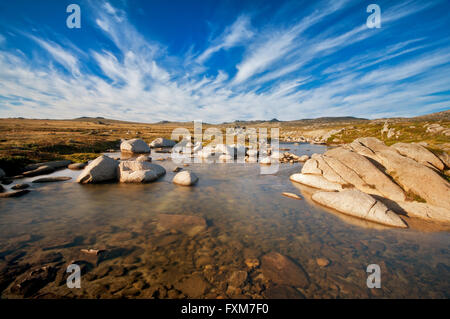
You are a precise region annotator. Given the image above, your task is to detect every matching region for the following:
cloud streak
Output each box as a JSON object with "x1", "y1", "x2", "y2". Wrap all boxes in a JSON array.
[{"x1": 0, "y1": 0, "x2": 449, "y2": 123}]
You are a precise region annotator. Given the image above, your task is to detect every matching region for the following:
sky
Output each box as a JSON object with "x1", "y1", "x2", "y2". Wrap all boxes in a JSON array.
[{"x1": 0, "y1": 0, "x2": 449, "y2": 123}]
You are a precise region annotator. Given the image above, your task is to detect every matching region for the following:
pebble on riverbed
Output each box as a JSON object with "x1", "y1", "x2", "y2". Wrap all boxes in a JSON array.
[
  {"x1": 282, "y1": 192, "x2": 302, "y2": 200},
  {"x1": 81, "y1": 249, "x2": 104, "y2": 256},
  {"x1": 316, "y1": 258, "x2": 330, "y2": 267}
]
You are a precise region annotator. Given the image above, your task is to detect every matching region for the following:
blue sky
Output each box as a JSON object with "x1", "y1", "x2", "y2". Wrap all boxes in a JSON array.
[{"x1": 0, "y1": 0, "x2": 449, "y2": 123}]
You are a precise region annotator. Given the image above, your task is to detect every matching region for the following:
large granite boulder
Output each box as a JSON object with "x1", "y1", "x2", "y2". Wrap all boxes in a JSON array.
[
  {"x1": 391, "y1": 142, "x2": 444, "y2": 170},
  {"x1": 324, "y1": 147, "x2": 406, "y2": 202},
  {"x1": 150, "y1": 138, "x2": 176, "y2": 148},
  {"x1": 119, "y1": 161, "x2": 165, "y2": 183},
  {"x1": 312, "y1": 190, "x2": 407, "y2": 228},
  {"x1": 76, "y1": 155, "x2": 118, "y2": 183},
  {"x1": 120, "y1": 139, "x2": 151, "y2": 153},
  {"x1": 352, "y1": 137, "x2": 450, "y2": 209}
]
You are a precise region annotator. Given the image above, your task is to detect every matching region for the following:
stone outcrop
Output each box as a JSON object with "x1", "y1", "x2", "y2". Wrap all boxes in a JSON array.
[
  {"x1": 312, "y1": 190, "x2": 407, "y2": 228},
  {"x1": 290, "y1": 137, "x2": 449, "y2": 224},
  {"x1": 76, "y1": 155, "x2": 118, "y2": 184},
  {"x1": 324, "y1": 147, "x2": 406, "y2": 201},
  {"x1": 120, "y1": 138, "x2": 151, "y2": 153},
  {"x1": 353, "y1": 137, "x2": 450, "y2": 209},
  {"x1": 391, "y1": 142, "x2": 444, "y2": 170}
]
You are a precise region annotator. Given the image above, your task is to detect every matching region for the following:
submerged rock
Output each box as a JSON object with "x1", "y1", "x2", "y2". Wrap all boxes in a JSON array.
[
  {"x1": 261, "y1": 252, "x2": 309, "y2": 288},
  {"x1": 228, "y1": 271, "x2": 248, "y2": 288},
  {"x1": 11, "y1": 266, "x2": 57, "y2": 297},
  {"x1": 290, "y1": 173, "x2": 343, "y2": 191},
  {"x1": 76, "y1": 155, "x2": 118, "y2": 184},
  {"x1": 120, "y1": 138, "x2": 151, "y2": 153},
  {"x1": 0, "y1": 190, "x2": 30, "y2": 198},
  {"x1": 157, "y1": 213, "x2": 206, "y2": 236},
  {"x1": 316, "y1": 258, "x2": 330, "y2": 267},
  {"x1": 32, "y1": 177, "x2": 72, "y2": 183},
  {"x1": 173, "y1": 170, "x2": 198, "y2": 186},
  {"x1": 311, "y1": 189, "x2": 407, "y2": 228},
  {"x1": 150, "y1": 138, "x2": 176, "y2": 148}
]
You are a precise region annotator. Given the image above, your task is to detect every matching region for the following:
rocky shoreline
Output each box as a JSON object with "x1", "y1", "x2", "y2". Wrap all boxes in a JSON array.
[
  {"x1": 290, "y1": 137, "x2": 450, "y2": 226},
  {"x1": 1, "y1": 136, "x2": 449, "y2": 228}
]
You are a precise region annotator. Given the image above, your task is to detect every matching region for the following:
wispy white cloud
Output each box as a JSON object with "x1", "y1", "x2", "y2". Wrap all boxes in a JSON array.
[{"x1": 0, "y1": 0, "x2": 449, "y2": 123}]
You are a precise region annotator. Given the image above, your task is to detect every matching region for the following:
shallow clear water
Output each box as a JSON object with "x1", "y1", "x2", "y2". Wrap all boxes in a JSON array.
[{"x1": 0, "y1": 143, "x2": 449, "y2": 298}]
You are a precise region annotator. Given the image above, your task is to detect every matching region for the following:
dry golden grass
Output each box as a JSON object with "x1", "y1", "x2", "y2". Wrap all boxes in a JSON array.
[{"x1": 0, "y1": 114, "x2": 448, "y2": 175}]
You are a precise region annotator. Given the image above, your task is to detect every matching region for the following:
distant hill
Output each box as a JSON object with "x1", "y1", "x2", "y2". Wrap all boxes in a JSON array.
[{"x1": 412, "y1": 110, "x2": 450, "y2": 121}]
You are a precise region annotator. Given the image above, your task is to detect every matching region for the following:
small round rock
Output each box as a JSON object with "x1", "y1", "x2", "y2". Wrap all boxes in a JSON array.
[{"x1": 173, "y1": 170, "x2": 198, "y2": 186}]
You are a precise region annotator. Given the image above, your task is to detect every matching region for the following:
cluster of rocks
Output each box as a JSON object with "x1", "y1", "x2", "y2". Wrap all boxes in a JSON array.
[
  {"x1": 279, "y1": 152, "x2": 309, "y2": 164},
  {"x1": 290, "y1": 137, "x2": 450, "y2": 226},
  {"x1": 282, "y1": 128, "x2": 344, "y2": 144},
  {"x1": 425, "y1": 123, "x2": 450, "y2": 136},
  {"x1": 77, "y1": 138, "x2": 199, "y2": 187},
  {"x1": 0, "y1": 160, "x2": 77, "y2": 198}
]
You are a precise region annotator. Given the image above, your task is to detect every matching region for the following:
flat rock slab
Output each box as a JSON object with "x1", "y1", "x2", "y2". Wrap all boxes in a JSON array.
[
  {"x1": 22, "y1": 165, "x2": 55, "y2": 177},
  {"x1": 312, "y1": 189, "x2": 407, "y2": 228},
  {"x1": 157, "y1": 214, "x2": 207, "y2": 236},
  {"x1": 24, "y1": 160, "x2": 71, "y2": 171},
  {"x1": 68, "y1": 163, "x2": 87, "y2": 170},
  {"x1": 32, "y1": 177, "x2": 72, "y2": 183},
  {"x1": 261, "y1": 252, "x2": 309, "y2": 288},
  {"x1": 0, "y1": 190, "x2": 30, "y2": 198},
  {"x1": 290, "y1": 173, "x2": 342, "y2": 191},
  {"x1": 11, "y1": 184, "x2": 30, "y2": 190}
]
